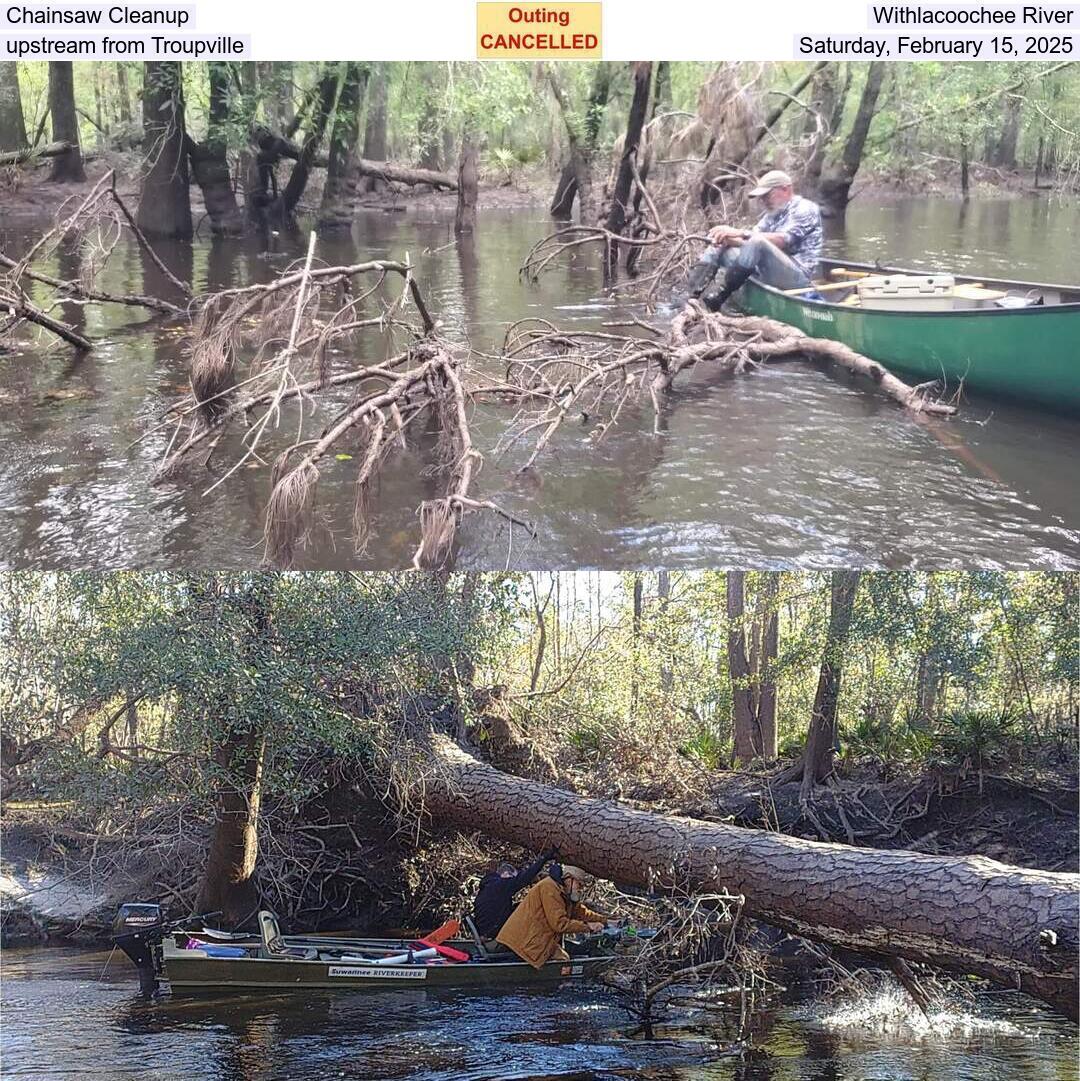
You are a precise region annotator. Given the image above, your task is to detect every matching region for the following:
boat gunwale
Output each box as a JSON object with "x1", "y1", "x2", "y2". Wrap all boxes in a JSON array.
[{"x1": 751, "y1": 258, "x2": 1080, "y2": 317}]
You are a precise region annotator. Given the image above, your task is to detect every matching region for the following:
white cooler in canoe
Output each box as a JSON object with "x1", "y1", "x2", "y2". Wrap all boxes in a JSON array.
[{"x1": 857, "y1": 274, "x2": 955, "y2": 311}]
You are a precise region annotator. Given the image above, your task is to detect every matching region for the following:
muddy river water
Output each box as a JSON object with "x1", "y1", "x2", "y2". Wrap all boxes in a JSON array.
[
  {"x1": 1, "y1": 946, "x2": 1077, "y2": 1080},
  {"x1": 1, "y1": 194, "x2": 1077, "y2": 570}
]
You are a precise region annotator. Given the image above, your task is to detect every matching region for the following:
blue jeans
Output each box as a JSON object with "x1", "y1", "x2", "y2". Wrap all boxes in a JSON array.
[{"x1": 700, "y1": 235, "x2": 813, "y2": 291}]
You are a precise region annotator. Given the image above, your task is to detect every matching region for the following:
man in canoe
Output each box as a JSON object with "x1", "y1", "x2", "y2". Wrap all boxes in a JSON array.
[
  {"x1": 495, "y1": 863, "x2": 608, "y2": 968},
  {"x1": 472, "y1": 846, "x2": 558, "y2": 939},
  {"x1": 682, "y1": 169, "x2": 823, "y2": 310}
]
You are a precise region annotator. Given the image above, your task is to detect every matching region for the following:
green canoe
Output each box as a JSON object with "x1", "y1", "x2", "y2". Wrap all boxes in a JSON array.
[{"x1": 736, "y1": 258, "x2": 1080, "y2": 415}]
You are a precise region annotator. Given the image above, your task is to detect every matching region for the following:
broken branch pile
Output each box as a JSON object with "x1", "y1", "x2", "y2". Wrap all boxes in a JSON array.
[
  {"x1": 1, "y1": 169, "x2": 191, "y2": 353},
  {"x1": 145, "y1": 238, "x2": 530, "y2": 569},
  {"x1": 497, "y1": 302, "x2": 955, "y2": 472}
]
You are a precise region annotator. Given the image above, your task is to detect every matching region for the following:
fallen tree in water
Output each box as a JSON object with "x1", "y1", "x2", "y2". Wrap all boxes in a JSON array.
[
  {"x1": 498, "y1": 301, "x2": 955, "y2": 473},
  {"x1": 141, "y1": 234, "x2": 531, "y2": 569},
  {"x1": 422, "y1": 736, "x2": 1079, "y2": 1019}
]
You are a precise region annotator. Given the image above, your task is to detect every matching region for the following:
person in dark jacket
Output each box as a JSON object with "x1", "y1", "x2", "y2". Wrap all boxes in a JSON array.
[{"x1": 472, "y1": 847, "x2": 557, "y2": 939}]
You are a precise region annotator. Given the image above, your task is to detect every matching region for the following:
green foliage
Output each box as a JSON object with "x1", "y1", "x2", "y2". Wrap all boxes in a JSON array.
[
  {"x1": 930, "y1": 709, "x2": 1017, "y2": 770},
  {"x1": 680, "y1": 726, "x2": 728, "y2": 770}
]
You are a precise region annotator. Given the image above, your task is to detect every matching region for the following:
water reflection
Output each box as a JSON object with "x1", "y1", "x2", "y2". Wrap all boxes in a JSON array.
[
  {"x1": 1, "y1": 196, "x2": 1078, "y2": 570},
  {"x1": 0, "y1": 948, "x2": 1075, "y2": 1081}
]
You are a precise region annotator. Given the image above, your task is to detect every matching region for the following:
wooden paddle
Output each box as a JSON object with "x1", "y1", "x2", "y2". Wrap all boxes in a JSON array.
[{"x1": 784, "y1": 279, "x2": 870, "y2": 296}]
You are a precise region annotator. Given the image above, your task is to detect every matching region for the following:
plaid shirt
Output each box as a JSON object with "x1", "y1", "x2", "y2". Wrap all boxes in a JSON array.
[{"x1": 755, "y1": 195, "x2": 823, "y2": 276}]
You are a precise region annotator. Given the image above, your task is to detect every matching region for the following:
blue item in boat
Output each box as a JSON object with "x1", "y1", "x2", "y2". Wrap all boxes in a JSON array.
[{"x1": 201, "y1": 944, "x2": 247, "y2": 958}]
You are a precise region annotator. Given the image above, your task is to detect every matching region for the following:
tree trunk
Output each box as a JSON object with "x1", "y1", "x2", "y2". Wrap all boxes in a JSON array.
[
  {"x1": 727, "y1": 571, "x2": 758, "y2": 765},
  {"x1": 238, "y1": 62, "x2": 261, "y2": 224},
  {"x1": 361, "y1": 64, "x2": 389, "y2": 194},
  {"x1": 658, "y1": 570, "x2": 673, "y2": 698},
  {"x1": 819, "y1": 61, "x2": 886, "y2": 216},
  {"x1": 994, "y1": 92, "x2": 1022, "y2": 170},
  {"x1": 47, "y1": 63, "x2": 84, "y2": 182},
  {"x1": 802, "y1": 63, "x2": 839, "y2": 195},
  {"x1": 0, "y1": 61, "x2": 28, "y2": 151},
  {"x1": 651, "y1": 61, "x2": 671, "y2": 119},
  {"x1": 318, "y1": 62, "x2": 366, "y2": 230},
  {"x1": 196, "y1": 727, "x2": 267, "y2": 927},
  {"x1": 603, "y1": 61, "x2": 652, "y2": 281},
  {"x1": 115, "y1": 62, "x2": 132, "y2": 126},
  {"x1": 193, "y1": 579, "x2": 275, "y2": 928},
  {"x1": 188, "y1": 62, "x2": 244, "y2": 235},
  {"x1": 550, "y1": 162, "x2": 578, "y2": 218},
  {"x1": 137, "y1": 62, "x2": 191, "y2": 239},
  {"x1": 630, "y1": 572, "x2": 643, "y2": 713},
  {"x1": 799, "y1": 571, "x2": 861, "y2": 800},
  {"x1": 424, "y1": 737, "x2": 1080, "y2": 1019},
  {"x1": 273, "y1": 66, "x2": 339, "y2": 221},
  {"x1": 960, "y1": 137, "x2": 970, "y2": 199},
  {"x1": 454, "y1": 132, "x2": 478, "y2": 236},
  {"x1": 416, "y1": 64, "x2": 442, "y2": 171},
  {"x1": 549, "y1": 62, "x2": 611, "y2": 221},
  {"x1": 757, "y1": 573, "x2": 779, "y2": 760}
]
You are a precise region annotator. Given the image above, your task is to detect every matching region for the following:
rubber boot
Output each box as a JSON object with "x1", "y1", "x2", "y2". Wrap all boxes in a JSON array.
[
  {"x1": 702, "y1": 265, "x2": 753, "y2": 311},
  {"x1": 684, "y1": 255, "x2": 721, "y2": 299}
]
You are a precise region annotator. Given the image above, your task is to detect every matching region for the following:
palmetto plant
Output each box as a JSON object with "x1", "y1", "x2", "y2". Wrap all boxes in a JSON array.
[{"x1": 930, "y1": 708, "x2": 1017, "y2": 777}]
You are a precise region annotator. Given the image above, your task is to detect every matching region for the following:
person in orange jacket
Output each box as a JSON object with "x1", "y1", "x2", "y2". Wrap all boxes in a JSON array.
[{"x1": 495, "y1": 863, "x2": 607, "y2": 968}]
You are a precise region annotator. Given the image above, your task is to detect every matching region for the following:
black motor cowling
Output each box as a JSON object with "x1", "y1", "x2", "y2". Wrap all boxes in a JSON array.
[{"x1": 112, "y1": 903, "x2": 166, "y2": 996}]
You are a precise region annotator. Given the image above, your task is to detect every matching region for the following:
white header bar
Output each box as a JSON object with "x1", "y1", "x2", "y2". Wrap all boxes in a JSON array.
[{"x1": 3, "y1": 0, "x2": 1074, "y2": 59}]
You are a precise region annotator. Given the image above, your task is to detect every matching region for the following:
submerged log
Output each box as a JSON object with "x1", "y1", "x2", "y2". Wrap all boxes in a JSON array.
[{"x1": 423, "y1": 738, "x2": 1080, "y2": 1019}]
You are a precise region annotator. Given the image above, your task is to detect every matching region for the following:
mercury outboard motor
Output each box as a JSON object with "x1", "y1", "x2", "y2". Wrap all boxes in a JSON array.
[{"x1": 112, "y1": 903, "x2": 167, "y2": 997}]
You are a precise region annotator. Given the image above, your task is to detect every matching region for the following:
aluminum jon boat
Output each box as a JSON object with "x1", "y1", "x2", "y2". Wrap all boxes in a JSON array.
[
  {"x1": 112, "y1": 903, "x2": 617, "y2": 996},
  {"x1": 735, "y1": 258, "x2": 1080, "y2": 415}
]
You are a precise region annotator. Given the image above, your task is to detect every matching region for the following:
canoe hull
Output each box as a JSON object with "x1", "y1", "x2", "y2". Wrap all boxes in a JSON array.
[
  {"x1": 162, "y1": 949, "x2": 616, "y2": 993},
  {"x1": 737, "y1": 268, "x2": 1080, "y2": 415}
]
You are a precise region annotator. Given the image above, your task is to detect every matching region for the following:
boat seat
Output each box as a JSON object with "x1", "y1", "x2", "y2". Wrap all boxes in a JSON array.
[
  {"x1": 953, "y1": 284, "x2": 1008, "y2": 301},
  {"x1": 462, "y1": 915, "x2": 491, "y2": 960},
  {"x1": 258, "y1": 910, "x2": 318, "y2": 960}
]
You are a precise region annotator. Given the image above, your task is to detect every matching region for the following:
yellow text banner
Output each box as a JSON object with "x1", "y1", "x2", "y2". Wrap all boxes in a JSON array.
[{"x1": 477, "y1": 3, "x2": 602, "y2": 59}]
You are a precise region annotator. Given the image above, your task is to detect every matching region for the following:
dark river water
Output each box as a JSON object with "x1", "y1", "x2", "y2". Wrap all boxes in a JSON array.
[
  {"x1": 1, "y1": 947, "x2": 1076, "y2": 1081},
  {"x1": 1, "y1": 194, "x2": 1078, "y2": 570}
]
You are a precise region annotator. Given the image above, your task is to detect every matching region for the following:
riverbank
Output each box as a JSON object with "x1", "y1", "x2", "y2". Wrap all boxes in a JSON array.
[
  {"x1": 3, "y1": 153, "x2": 1073, "y2": 231},
  {"x1": 4, "y1": 757, "x2": 1075, "y2": 949}
]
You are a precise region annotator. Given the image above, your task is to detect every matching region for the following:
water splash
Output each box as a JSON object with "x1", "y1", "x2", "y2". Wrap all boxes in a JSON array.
[{"x1": 813, "y1": 987, "x2": 1032, "y2": 1041}]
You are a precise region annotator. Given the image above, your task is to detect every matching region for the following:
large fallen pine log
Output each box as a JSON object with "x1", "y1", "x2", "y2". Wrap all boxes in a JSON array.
[{"x1": 424, "y1": 738, "x2": 1079, "y2": 1018}]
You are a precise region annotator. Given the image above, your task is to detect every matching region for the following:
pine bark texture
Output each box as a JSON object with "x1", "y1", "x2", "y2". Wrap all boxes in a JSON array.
[{"x1": 424, "y1": 737, "x2": 1079, "y2": 1018}]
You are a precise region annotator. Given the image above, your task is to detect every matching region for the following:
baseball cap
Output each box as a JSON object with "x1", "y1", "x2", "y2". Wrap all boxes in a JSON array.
[{"x1": 749, "y1": 170, "x2": 793, "y2": 197}]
